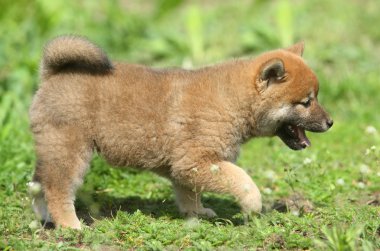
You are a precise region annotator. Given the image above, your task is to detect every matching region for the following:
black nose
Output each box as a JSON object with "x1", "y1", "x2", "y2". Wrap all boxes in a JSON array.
[{"x1": 326, "y1": 119, "x2": 334, "y2": 128}]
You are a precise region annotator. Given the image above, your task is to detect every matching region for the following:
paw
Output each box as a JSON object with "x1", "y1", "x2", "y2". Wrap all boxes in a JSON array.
[
  {"x1": 240, "y1": 185, "x2": 262, "y2": 214},
  {"x1": 55, "y1": 204, "x2": 82, "y2": 230},
  {"x1": 32, "y1": 196, "x2": 52, "y2": 222},
  {"x1": 197, "y1": 207, "x2": 217, "y2": 218},
  {"x1": 28, "y1": 182, "x2": 52, "y2": 223},
  {"x1": 181, "y1": 207, "x2": 217, "y2": 218},
  {"x1": 241, "y1": 199, "x2": 262, "y2": 214},
  {"x1": 59, "y1": 219, "x2": 82, "y2": 230}
]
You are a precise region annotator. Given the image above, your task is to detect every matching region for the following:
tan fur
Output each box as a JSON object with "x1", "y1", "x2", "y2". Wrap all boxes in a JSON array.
[{"x1": 30, "y1": 36, "x2": 332, "y2": 229}]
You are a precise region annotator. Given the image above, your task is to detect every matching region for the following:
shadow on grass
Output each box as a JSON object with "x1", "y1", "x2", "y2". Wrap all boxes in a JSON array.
[
  {"x1": 43, "y1": 189, "x2": 320, "y2": 229},
  {"x1": 75, "y1": 191, "x2": 243, "y2": 226}
]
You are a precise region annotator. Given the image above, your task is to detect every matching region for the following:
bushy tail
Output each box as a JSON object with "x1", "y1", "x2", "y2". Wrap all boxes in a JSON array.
[{"x1": 41, "y1": 35, "x2": 113, "y2": 79}]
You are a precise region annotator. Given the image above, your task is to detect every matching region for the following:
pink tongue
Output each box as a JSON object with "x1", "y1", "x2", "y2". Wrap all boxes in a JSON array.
[{"x1": 295, "y1": 126, "x2": 311, "y2": 147}]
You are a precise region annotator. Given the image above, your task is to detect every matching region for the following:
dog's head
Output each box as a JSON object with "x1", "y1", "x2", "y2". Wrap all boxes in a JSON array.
[{"x1": 253, "y1": 42, "x2": 333, "y2": 150}]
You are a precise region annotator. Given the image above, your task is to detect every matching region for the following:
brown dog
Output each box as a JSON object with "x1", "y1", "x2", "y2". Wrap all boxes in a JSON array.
[{"x1": 29, "y1": 36, "x2": 332, "y2": 229}]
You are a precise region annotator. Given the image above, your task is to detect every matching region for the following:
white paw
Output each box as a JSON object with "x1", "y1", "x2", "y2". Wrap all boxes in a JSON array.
[
  {"x1": 32, "y1": 195, "x2": 52, "y2": 223},
  {"x1": 181, "y1": 207, "x2": 217, "y2": 218},
  {"x1": 198, "y1": 207, "x2": 217, "y2": 218},
  {"x1": 240, "y1": 185, "x2": 262, "y2": 214},
  {"x1": 28, "y1": 182, "x2": 52, "y2": 223},
  {"x1": 60, "y1": 219, "x2": 82, "y2": 230}
]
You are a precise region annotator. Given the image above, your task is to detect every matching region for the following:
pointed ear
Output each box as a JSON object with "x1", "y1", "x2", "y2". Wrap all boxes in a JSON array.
[
  {"x1": 285, "y1": 41, "x2": 305, "y2": 56},
  {"x1": 258, "y1": 59, "x2": 285, "y2": 91}
]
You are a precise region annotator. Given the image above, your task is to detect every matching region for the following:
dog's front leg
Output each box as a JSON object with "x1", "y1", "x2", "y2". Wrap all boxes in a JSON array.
[{"x1": 172, "y1": 161, "x2": 262, "y2": 215}]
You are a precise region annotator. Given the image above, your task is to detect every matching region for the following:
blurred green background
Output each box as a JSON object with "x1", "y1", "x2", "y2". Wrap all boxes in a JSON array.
[{"x1": 1, "y1": 0, "x2": 379, "y2": 250}]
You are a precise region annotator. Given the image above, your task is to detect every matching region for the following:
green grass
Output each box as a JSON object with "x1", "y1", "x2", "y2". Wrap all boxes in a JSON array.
[{"x1": 1, "y1": 0, "x2": 379, "y2": 250}]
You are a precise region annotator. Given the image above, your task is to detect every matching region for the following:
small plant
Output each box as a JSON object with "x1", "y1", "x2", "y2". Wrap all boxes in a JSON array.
[{"x1": 315, "y1": 225, "x2": 366, "y2": 251}]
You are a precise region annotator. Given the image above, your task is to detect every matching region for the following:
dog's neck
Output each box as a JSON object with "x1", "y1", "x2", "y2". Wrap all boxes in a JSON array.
[{"x1": 185, "y1": 59, "x2": 261, "y2": 143}]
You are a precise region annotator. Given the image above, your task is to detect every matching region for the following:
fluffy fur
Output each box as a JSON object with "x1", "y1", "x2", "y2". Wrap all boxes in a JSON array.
[{"x1": 30, "y1": 36, "x2": 332, "y2": 229}]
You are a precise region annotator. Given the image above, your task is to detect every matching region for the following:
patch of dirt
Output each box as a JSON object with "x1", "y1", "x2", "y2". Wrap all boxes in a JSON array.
[
  {"x1": 272, "y1": 192, "x2": 314, "y2": 214},
  {"x1": 263, "y1": 233, "x2": 286, "y2": 249},
  {"x1": 365, "y1": 192, "x2": 380, "y2": 206}
]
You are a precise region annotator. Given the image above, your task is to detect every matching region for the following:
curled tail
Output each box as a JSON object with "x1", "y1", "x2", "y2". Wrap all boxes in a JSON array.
[{"x1": 41, "y1": 35, "x2": 113, "y2": 79}]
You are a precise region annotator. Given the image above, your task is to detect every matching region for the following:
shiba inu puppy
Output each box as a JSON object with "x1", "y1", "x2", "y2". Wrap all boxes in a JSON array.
[{"x1": 29, "y1": 36, "x2": 332, "y2": 229}]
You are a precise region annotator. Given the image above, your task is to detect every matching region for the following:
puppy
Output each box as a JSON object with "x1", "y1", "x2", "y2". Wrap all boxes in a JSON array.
[{"x1": 29, "y1": 36, "x2": 332, "y2": 229}]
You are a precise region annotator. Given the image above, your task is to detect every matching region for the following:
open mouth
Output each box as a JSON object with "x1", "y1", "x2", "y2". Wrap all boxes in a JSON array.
[{"x1": 276, "y1": 124, "x2": 311, "y2": 150}]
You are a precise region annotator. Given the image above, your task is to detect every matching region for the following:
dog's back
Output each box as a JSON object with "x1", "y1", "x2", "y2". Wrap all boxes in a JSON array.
[{"x1": 30, "y1": 36, "x2": 250, "y2": 168}]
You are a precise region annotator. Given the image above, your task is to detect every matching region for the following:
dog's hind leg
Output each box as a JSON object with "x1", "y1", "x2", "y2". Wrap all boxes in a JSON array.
[{"x1": 31, "y1": 125, "x2": 93, "y2": 229}]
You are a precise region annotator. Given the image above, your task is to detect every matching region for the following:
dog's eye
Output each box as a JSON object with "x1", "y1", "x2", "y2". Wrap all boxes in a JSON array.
[
  {"x1": 276, "y1": 74, "x2": 287, "y2": 82},
  {"x1": 300, "y1": 99, "x2": 311, "y2": 108}
]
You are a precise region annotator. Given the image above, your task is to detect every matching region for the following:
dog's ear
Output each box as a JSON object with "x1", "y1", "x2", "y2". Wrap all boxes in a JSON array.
[
  {"x1": 285, "y1": 41, "x2": 304, "y2": 56},
  {"x1": 259, "y1": 59, "x2": 285, "y2": 90}
]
